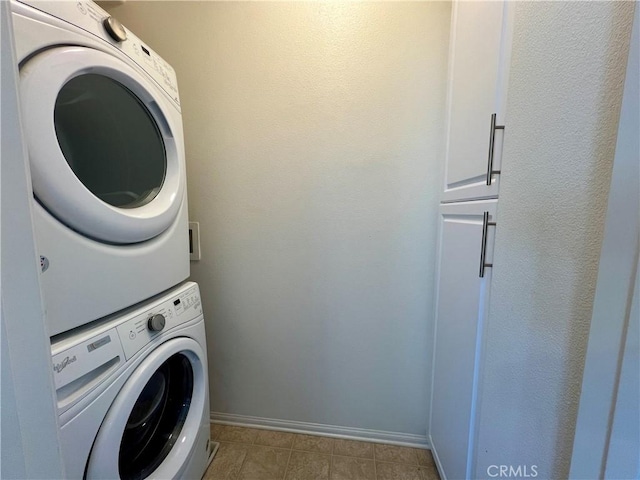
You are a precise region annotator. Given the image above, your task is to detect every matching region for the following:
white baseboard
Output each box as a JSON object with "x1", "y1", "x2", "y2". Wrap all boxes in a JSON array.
[
  {"x1": 428, "y1": 433, "x2": 446, "y2": 479},
  {"x1": 210, "y1": 412, "x2": 429, "y2": 449}
]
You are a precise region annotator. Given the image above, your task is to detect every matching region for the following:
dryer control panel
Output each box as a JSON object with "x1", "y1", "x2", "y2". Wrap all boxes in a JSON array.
[{"x1": 14, "y1": 0, "x2": 181, "y2": 108}]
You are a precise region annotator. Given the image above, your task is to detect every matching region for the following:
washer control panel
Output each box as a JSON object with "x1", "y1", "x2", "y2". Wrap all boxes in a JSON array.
[
  {"x1": 50, "y1": 282, "x2": 202, "y2": 415},
  {"x1": 116, "y1": 283, "x2": 202, "y2": 360},
  {"x1": 16, "y1": 0, "x2": 181, "y2": 107}
]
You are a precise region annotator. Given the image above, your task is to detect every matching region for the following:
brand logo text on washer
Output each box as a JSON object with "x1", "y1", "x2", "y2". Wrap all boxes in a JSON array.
[{"x1": 53, "y1": 355, "x2": 77, "y2": 373}]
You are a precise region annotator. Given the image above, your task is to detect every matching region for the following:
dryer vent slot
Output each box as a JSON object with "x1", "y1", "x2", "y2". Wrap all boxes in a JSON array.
[{"x1": 57, "y1": 356, "x2": 121, "y2": 411}]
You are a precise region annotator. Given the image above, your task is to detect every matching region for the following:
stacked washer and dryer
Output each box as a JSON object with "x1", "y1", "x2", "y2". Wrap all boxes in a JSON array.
[{"x1": 11, "y1": 1, "x2": 213, "y2": 478}]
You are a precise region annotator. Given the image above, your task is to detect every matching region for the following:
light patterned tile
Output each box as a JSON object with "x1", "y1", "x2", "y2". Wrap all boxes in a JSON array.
[
  {"x1": 210, "y1": 423, "x2": 224, "y2": 442},
  {"x1": 217, "y1": 425, "x2": 261, "y2": 444},
  {"x1": 419, "y1": 463, "x2": 441, "y2": 480},
  {"x1": 333, "y1": 439, "x2": 374, "y2": 459},
  {"x1": 374, "y1": 444, "x2": 417, "y2": 465},
  {"x1": 285, "y1": 451, "x2": 330, "y2": 480},
  {"x1": 204, "y1": 442, "x2": 249, "y2": 480},
  {"x1": 330, "y1": 456, "x2": 375, "y2": 480},
  {"x1": 255, "y1": 429, "x2": 295, "y2": 448},
  {"x1": 238, "y1": 445, "x2": 290, "y2": 480},
  {"x1": 376, "y1": 462, "x2": 423, "y2": 480},
  {"x1": 292, "y1": 434, "x2": 334, "y2": 454},
  {"x1": 414, "y1": 449, "x2": 435, "y2": 468}
]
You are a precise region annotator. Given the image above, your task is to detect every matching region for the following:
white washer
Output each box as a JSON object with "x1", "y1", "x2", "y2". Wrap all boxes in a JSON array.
[
  {"x1": 11, "y1": 0, "x2": 190, "y2": 336},
  {"x1": 51, "y1": 282, "x2": 211, "y2": 479}
]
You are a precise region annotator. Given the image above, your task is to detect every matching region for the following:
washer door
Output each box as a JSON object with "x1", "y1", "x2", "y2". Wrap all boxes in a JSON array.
[
  {"x1": 19, "y1": 46, "x2": 184, "y2": 244},
  {"x1": 86, "y1": 338, "x2": 206, "y2": 480}
]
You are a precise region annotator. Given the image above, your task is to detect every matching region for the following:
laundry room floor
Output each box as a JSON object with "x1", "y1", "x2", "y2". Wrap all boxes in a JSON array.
[{"x1": 206, "y1": 424, "x2": 440, "y2": 480}]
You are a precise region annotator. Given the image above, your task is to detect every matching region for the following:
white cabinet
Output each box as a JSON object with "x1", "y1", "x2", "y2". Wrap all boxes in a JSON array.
[
  {"x1": 431, "y1": 4, "x2": 512, "y2": 471},
  {"x1": 442, "y1": 1, "x2": 513, "y2": 202},
  {"x1": 429, "y1": 199, "x2": 497, "y2": 480}
]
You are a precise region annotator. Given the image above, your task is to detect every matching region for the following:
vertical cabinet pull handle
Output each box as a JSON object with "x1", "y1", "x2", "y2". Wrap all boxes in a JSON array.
[
  {"x1": 486, "y1": 113, "x2": 505, "y2": 185},
  {"x1": 479, "y1": 211, "x2": 497, "y2": 278}
]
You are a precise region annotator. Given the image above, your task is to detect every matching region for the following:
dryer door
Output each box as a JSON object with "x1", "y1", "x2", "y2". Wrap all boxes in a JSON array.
[
  {"x1": 86, "y1": 338, "x2": 206, "y2": 480},
  {"x1": 19, "y1": 46, "x2": 184, "y2": 244}
]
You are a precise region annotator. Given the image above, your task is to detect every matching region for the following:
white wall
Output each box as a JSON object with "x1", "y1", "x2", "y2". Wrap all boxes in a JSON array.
[
  {"x1": 107, "y1": 1, "x2": 450, "y2": 438},
  {"x1": 606, "y1": 262, "x2": 640, "y2": 479},
  {"x1": 474, "y1": 2, "x2": 635, "y2": 478},
  {"x1": 571, "y1": 5, "x2": 639, "y2": 477}
]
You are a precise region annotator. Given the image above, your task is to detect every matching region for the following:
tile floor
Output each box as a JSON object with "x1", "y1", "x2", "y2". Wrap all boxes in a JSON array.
[{"x1": 205, "y1": 424, "x2": 441, "y2": 480}]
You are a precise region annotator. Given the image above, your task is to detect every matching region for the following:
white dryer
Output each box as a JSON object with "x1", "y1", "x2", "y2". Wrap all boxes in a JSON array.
[
  {"x1": 51, "y1": 282, "x2": 211, "y2": 479},
  {"x1": 11, "y1": 0, "x2": 190, "y2": 336}
]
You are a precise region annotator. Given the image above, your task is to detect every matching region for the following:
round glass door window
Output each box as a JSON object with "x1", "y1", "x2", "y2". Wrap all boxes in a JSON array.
[
  {"x1": 118, "y1": 353, "x2": 193, "y2": 480},
  {"x1": 54, "y1": 73, "x2": 166, "y2": 209}
]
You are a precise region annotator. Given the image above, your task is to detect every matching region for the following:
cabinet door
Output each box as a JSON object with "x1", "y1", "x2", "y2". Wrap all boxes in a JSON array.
[
  {"x1": 429, "y1": 200, "x2": 497, "y2": 480},
  {"x1": 442, "y1": 1, "x2": 513, "y2": 202}
]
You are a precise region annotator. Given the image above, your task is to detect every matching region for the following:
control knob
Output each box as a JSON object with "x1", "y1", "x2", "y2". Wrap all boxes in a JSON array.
[
  {"x1": 103, "y1": 16, "x2": 127, "y2": 42},
  {"x1": 148, "y1": 314, "x2": 166, "y2": 332}
]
